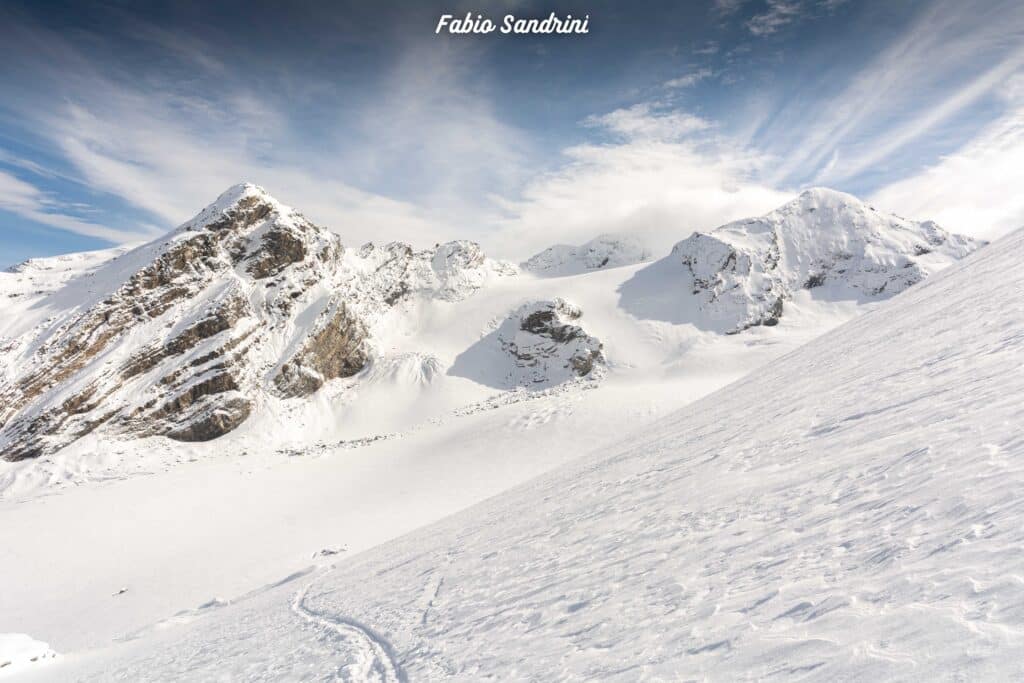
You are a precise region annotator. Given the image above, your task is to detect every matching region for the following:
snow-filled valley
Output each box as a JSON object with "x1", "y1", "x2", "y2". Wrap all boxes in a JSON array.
[{"x1": 1, "y1": 183, "x2": 1009, "y2": 680}]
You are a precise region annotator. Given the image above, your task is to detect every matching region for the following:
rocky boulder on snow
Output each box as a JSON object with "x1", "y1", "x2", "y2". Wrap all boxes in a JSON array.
[{"x1": 498, "y1": 299, "x2": 604, "y2": 387}]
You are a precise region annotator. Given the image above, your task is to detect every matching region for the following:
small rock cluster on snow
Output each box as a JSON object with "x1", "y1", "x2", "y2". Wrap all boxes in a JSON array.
[{"x1": 495, "y1": 299, "x2": 604, "y2": 388}]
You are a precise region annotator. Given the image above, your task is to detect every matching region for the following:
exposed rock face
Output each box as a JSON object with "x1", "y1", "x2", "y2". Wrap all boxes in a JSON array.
[
  {"x1": 350, "y1": 239, "x2": 516, "y2": 311},
  {"x1": 0, "y1": 184, "x2": 517, "y2": 461},
  {"x1": 498, "y1": 299, "x2": 604, "y2": 388},
  {"x1": 0, "y1": 184, "x2": 361, "y2": 460},
  {"x1": 273, "y1": 301, "x2": 368, "y2": 398},
  {"x1": 667, "y1": 188, "x2": 983, "y2": 333},
  {"x1": 523, "y1": 233, "x2": 652, "y2": 277}
]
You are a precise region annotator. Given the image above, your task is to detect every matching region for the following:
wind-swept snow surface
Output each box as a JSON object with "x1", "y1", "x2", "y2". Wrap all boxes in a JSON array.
[{"x1": 44, "y1": 227, "x2": 1024, "y2": 680}]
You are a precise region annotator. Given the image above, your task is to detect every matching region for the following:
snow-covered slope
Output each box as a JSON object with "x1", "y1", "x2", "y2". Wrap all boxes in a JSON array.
[
  {"x1": 523, "y1": 233, "x2": 652, "y2": 277},
  {"x1": 45, "y1": 226, "x2": 1023, "y2": 681},
  {"x1": 0, "y1": 633, "x2": 57, "y2": 678},
  {"x1": 619, "y1": 188, "x2": 982, "y2": 333},
  {"x1": 1, "y1": 246, "x2": 131, "y2": 301}
]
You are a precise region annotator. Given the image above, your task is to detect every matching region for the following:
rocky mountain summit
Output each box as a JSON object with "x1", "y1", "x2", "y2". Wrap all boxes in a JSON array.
[
  {"x1": 621, "y1": 188, "x2": 983, "y2": 333},
  {"x1": 0, "y1": 184, "x2": 509, "y2": 461}
]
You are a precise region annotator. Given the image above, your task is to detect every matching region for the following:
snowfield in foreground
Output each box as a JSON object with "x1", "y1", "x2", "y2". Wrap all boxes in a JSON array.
[{"x1": 32, "y1": 227, "x2": 1024, "y2": 680}]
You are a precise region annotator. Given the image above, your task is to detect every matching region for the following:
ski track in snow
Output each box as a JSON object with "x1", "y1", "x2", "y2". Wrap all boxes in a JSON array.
[{"x1": 291, "y1": 573, "x2": 405, "y2": 683}]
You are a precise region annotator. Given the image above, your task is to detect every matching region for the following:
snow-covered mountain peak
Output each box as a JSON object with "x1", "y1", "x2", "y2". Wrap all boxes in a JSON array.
[
  {"x1": 177, "y1": 182, "x2": 287, "y2": 231},
  {"x1": 650, "y1": 188, "x2": 984, "y2": 333},
  {"x1": 346, "y1": 239, "x2": 516, "y2": 315},
  {"x1": 523, "y1": 233, "x2": 652, "y2": 277}
]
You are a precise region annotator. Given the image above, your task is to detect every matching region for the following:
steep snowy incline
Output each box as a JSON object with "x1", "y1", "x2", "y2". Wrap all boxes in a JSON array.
[
  {"x1": 0, "y1": 246, "x2": 131, "y2": 308},
  {"x1": 44, "y1": 227, "x2": 1024, "y2": 680}
]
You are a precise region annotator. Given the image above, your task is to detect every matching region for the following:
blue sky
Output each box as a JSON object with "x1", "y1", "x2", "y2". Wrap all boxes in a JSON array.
[{"x1": 1, "y1": 0, "x2": 1022, "y2": 267}]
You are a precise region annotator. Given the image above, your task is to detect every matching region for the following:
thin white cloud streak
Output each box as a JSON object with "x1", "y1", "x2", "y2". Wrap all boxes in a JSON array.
[
  {"x1": 767, "y1": 0, "x2": 1024, "y2": 186},
  {"x1": 746, "y1": 0, "x2": 804, "y2": 36},
  {"x1": 0, "y1": 170, "x2": 152, "y2": 243},
  {"x1": 871, "y1": 108, "x2": 1024, "y2": 240},
  {"x1": 712, "y1": 0, "x2": 747, "y2": 18},
  {"x1": 816, "y1": 45, "x2": 1024, "y2": 185},
  {"x1": 585, "y1": 104, "x2": 712, "y2": 142},
  {"x1": 664, "y1": 68, "x2": 714, "y2": 89}
]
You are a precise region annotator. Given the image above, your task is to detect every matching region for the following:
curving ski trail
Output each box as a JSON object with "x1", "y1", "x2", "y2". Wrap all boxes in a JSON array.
[{"x1": 291, "y1": 575, "x2": 404, "y2": 683}]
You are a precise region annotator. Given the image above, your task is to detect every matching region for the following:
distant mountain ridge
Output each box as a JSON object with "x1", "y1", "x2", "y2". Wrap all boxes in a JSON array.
[{"x1": 522, "y1": 233, "x2": 653, "y2": 277}]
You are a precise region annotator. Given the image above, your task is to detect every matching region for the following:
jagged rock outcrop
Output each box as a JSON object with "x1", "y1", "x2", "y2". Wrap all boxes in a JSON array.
[
  {"x1": 348, "y1": 239, "x2": 516, "y2": 312},
  {"x1": 497, "y1": 299, "x2": 604, "y2": 388},
  {"x1": 623, "y1": 188, "x2": 983, "y2": 333},
  {"x1": 273, "y1": 301, "x2": 368, "y2": 398},
  {"x1": 523, "y1": 233, "x2": 652, "y2": 277}
]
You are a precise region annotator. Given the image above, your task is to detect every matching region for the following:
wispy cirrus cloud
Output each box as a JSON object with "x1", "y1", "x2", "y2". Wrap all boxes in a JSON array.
[
  {"x1": 712, "y1": 0, "x2": 747, "y2": 18},
  {"x1": 871, "y1": 95, "x2": 1024, "y2": 239},
  {"x1": 585, "y1": 103, "x2": 712, "y2": 142},
  {"x1": 2, "y1": 0, "x2": 1022, "y2": 263},
  {"x1": 0, "y1": 9, "x2": 534, "y2": 249},
  {"x1": 746, "y1": 0, "x2": 804, "y2": 36},
  {"x1": 816, "y1": 45, "x2": 1024, "y2": 186},
  {"x1": 0, "y1": 170, "x2": 153, "y2": 243},
  {"x1": 762, "y1": 0, "x2": 1024, "y2": 193},
  {"x1": 664, "y1": 68, "x2": 715, "y2": 89}
]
